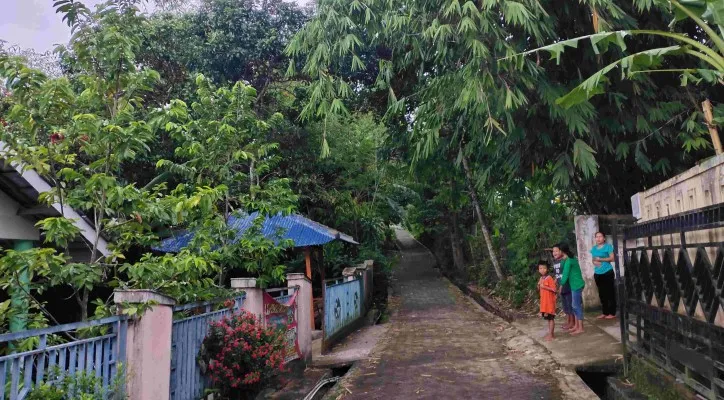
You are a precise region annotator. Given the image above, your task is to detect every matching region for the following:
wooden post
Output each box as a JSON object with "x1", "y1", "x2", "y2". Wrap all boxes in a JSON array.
[
  {"x1": 702, "y1": 99, "x2": 723, "y2": 155},
  {"x1": 304, "y1": 247, "x2": 312, "y2": 279},
  {"x1": 304, "y1": 247, "x2": 314, "y2": 330}
]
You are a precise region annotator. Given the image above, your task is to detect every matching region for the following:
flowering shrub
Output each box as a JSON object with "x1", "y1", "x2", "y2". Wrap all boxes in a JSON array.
[{"x1": 199, "y1": 310, "x2": 287, "y2": 397}]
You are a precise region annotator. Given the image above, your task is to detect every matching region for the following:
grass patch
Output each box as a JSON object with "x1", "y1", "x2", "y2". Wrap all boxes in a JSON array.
[{"x1": 627, "y1": 357, "x2": 693, "y2": 400}]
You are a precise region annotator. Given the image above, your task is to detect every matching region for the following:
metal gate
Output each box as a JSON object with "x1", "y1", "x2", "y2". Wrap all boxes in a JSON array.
[
  {"x1": 622, "y1": 204, "x2": 724, "y2": 399},
  {"x1": 0, "y1": 316, "x2": 128, "y2": 400},
  {"x1": 169, "y1": 296, "x2": 243, "y2": 400}
]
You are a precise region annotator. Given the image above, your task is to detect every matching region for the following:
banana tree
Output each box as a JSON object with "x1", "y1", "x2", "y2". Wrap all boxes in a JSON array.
[{"x1": 502, "y1": 0, "x2": 723, "y2": 109}]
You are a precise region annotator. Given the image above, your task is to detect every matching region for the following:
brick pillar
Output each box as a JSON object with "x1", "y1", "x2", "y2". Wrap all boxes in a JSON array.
[
  {"x1": 231, "y1": 278, "x2": 264, "y2": 322},
  {"x1": 113, "y1": 290, "x2": 175, "y2": 400},
  {"x1": 287, "y1": 273, "x2": 312, "y2": 362}
]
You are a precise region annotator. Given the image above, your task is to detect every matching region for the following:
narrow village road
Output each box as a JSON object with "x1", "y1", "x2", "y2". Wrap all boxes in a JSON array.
[{"x1": 332, "y1": 229, "x2": 563, "y2": 399}]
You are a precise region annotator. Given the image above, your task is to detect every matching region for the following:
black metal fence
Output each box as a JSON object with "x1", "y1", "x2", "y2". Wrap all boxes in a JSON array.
[{"x1": 621, "y1": 204, "x2": 724, "y2": 399}]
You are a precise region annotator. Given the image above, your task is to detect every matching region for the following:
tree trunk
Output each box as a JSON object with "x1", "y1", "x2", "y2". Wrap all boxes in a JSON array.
[
  {"x1": 249, "y1": 159, "x2": 256, "y2": 196},
  {"x1": 460, "y1": 151, "x2": 505, "y2": 281},
  {"x1": 449, "y1": 212, "x2": 466, "y2": 273},
  {"x1": 78, "y1": 288, "x2": 89, "y2": 322},
  {"x1": 702, "y1": 99, "x2": 723, "y2": 155}
]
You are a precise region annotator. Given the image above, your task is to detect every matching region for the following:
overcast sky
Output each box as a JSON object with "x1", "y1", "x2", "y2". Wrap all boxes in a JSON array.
[{"x1": 0, "y1": 0, "x2": 310, "y2": 53}]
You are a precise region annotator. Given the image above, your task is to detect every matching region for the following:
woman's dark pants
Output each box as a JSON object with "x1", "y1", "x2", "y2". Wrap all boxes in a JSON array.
[{"x1": 594, "y1": 270, "x2": 617, "y2": 316}]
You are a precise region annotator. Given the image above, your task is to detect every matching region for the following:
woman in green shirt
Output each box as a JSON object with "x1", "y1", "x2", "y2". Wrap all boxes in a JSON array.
[{"x1": 557, "y1": 242, "x2": 586, "y2": 335}]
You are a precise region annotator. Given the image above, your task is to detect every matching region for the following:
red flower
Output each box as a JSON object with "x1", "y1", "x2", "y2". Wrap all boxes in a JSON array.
[
  {"x1": 50, "y1": 132, "x2": 64, "y2": 144},
  {"x1": 201, "y1": 309, "x2": 287, "y2": 395}
]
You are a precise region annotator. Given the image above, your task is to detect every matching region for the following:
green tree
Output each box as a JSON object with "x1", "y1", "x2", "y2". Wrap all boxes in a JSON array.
[
  {"x1": 137, "y1": 0, "x2": 311, "y2": 105},
  {"x1": 0, "y1": 0, "x2": 300, "y2": 325},
  {"x1": 157, "y1": 74, "x2": 298, "y2": 286},
  {"x1": 1, "y1": 0, "x2": 168, "y2": 320},
  {"x1": 503, "y1": 0, "x2": 722, "y2": 109}
]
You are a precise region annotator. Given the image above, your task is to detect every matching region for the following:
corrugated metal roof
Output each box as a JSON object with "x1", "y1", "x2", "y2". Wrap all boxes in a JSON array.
[{"x1": 154, "y1": 212, "x2": 358, "y2": 253}]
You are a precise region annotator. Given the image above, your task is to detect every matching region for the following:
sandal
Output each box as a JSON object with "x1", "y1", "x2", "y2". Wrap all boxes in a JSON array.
[
  {"x1": 596, "y1": 314, "x2": 607, "y2": 319},
  {"x1": 604, "y1": 315, "x2": 616, "y2": 319}
]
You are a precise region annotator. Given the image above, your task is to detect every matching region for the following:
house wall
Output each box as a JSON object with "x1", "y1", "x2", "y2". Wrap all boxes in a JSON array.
[
  {"x1": 631, "y1": 153, "x2": 724, "y2": 263},
  {"x1": 0, "y1": 188, "x2": 39, "y2": 241},
  {"x1": 632, "y1": 153, "x2": 724, "y2": 221}
]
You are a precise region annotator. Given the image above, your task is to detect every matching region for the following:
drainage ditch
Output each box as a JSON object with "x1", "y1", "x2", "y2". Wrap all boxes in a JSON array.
[
  {"x1": 305, "y1": 364, "x2": 353, "y2": 400},
  {"x1": 575, "y1": 362, "x2": 620, "y2": 399}
]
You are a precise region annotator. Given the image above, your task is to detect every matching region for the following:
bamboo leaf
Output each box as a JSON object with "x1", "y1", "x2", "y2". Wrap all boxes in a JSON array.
[
  {"x1": 504, "y1": 2, "x2": 532, "y2": 26},
  {"x1": 572, "y1": 139, "x2": 599, "y2": 178},
  {"x1": 615, "y1": 142, "x2": 630, "y2": 160},
  {"x1": 552, "y1": 156, "x2": 571, "y2": 187}
]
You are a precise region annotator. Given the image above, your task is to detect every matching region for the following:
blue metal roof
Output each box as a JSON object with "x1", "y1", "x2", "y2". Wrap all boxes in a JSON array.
[{"x1": 154, "y1": 212, "x2": 358, "y2": 253}]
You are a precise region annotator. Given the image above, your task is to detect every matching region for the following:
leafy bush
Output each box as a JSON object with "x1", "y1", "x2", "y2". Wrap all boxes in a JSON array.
[
  {"x1": 488, "y1": 181, "x2": 575, "y2": 307},
  {"x1": 27, "y1": 367, "x2": 125, "y2": 400},
  {"x1": 199, "y1": 310, "x2": 286, "y2": 398}
]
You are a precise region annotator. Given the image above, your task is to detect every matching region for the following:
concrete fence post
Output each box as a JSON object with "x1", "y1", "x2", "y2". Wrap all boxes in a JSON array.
[
  {"x1": 575, "y1": 215, "x2": 601, "y2": 310},
  {"x1": 113, "y1": 290, "x2": 175, "y2": 400},
  {"x1": 231, "y1": 278, "x2": 264, "y2": 322},
  {"x1": 287, "y1": 273, "x2": 312, "y2": 363},
  {"x1": 342, "y1": 267, "x2": 357, "y2": 282},
  {"x1": 358, "y1": 260, "x2": 374, "y2": 310}
]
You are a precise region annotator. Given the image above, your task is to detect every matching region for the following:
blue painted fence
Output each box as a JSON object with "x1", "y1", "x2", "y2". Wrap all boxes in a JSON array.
[
  {"x1": 324, "y1": 279, "x2": 363, "y2": 339},
  {"x1": 169, "y1": 296, "x2": 243, "y2": 400},
  {"x1": 0, "y1": 316, "x2": 128, "y2": 400}
]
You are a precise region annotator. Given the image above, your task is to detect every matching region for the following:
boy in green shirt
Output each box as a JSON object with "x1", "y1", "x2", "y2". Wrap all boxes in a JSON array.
[{"x1": 556, "y1": 242, "x2": 585, "y2": 335}]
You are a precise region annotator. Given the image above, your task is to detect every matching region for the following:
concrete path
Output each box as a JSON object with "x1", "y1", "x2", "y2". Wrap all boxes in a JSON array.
[
  {"x1": 327, "y1": 230, "x2": 584, "y2": 400},
  {"x1": 311, "y1": 324, "x2": 388, "y2": 368},
  {"x1": 514, "y1": 313, "x2": 623, "y2": 368}
]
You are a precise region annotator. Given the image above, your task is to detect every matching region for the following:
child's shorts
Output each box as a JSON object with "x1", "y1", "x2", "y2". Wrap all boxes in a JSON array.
[{"x1": 541, "y1": 313, "x2": 555, "y2": 320}]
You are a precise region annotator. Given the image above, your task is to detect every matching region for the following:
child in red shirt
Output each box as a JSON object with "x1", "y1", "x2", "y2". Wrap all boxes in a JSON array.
[{"x1": 538, "y1": 260, "x2": 557, "y2": 341}]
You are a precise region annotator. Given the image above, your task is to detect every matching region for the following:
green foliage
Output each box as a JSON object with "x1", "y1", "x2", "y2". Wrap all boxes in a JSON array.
[
  {"x1": 159, "y1": 74, "x2": 297, "y2": 216},
  {"x1": 0, "y1": 0, "x2": 305, "y2": 329},
  {"x1": 0, "y1": 300, "x2": 50, "y2": 354},
  {"x1": 628, "y1": 357, "x2": 690, "y2": 400},
  {"x1": 503, "y1": 1, "x2": 723, "y2": 108},
  {"x1": 139, "y1": 0, "x2": 310, "y2": 94},
  {"x1": 489, "y1": 178, "x2": 575, "y2": 305},
  {"x1": 0, "y1": 0, "x2": 169, "y2": 320},
  {"x1": 27, "y1": 367, "x2": 126, "y2": 400},
  {"x1": 156, "y1": 75, "x2": 299, "y2": 286},
  {"x1": 3, "y1": 0, "x2": 720, "y2": 325},
  {"x1": 286, "y1": 113, "x2": 401, "y2": 275}
]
